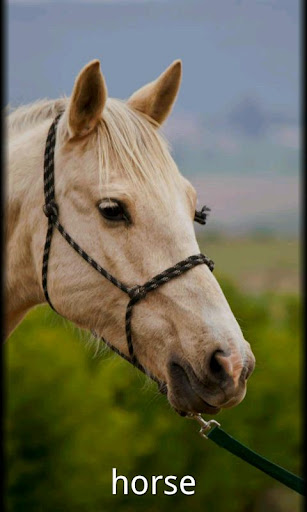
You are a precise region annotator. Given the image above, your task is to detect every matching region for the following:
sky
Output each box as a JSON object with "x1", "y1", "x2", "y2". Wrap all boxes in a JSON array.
[{"x1": 7, "y1": 0, "x2": 301, "y2": 234}]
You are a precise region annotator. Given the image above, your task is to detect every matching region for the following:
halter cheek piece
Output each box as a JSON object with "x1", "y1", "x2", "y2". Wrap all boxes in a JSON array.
[{"x1": 42, "y1": 114, "x2": 214, "y2": 393}]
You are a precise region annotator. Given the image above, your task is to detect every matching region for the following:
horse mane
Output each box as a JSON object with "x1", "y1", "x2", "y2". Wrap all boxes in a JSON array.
[
  {"x1": 8, "y1": 97, "x2": 184, "y2": 201},
  {"x1": 7, "y1": 98, "x2": 67, "y2": 135}
]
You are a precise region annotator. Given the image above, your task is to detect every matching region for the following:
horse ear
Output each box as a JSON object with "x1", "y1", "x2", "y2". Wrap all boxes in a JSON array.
[
  {"x1": 67, "y1": 59, "x2": 107, "y2": 138},
  {"x1": 128, "y1": 60, "x2": 182, "y2": 126}
]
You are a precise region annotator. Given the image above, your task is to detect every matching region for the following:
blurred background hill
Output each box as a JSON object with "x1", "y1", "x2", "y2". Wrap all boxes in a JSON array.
[{"x1": 6, "y1": 1, "x2": 302, "y2": 511}]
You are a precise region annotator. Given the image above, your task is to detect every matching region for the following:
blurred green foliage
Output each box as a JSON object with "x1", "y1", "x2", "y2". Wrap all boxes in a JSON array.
[
  {"x1": 5, "y1": 277, "x2": 302, "y2": 512},
  {"x1": 201, "y1": 235, "x2": 299, "y2": 294}
]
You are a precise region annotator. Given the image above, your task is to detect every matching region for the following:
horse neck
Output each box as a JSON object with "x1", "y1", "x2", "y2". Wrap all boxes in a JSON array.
[{"x1": 6, "y1": 119, "x2": 51, "y2": 336}]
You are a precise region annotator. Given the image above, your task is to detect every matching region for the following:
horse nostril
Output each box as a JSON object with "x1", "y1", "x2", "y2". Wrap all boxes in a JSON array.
[
  {"x1": 209, "y1": 350, "x2": 229, "y2": 378},
  {"x1": 208, "y1": 349, "x2": 243, "y2": 387},
  {"x1": 209, "y1": 350, "x2": 225, "y2": 376}
]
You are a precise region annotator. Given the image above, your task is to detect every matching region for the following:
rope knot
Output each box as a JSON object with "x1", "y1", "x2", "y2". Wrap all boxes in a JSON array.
[
  {"x1": 43, "y1": 201, "x2": 59, "y2": 222},
  {"x1": 128, "y1": 285, "x2": 147, "y2": 301}
]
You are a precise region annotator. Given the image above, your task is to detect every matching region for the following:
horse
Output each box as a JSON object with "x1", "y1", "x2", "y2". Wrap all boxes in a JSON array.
[{"x1": 6, "y1": 59, "x2": 255, "y2": 416}]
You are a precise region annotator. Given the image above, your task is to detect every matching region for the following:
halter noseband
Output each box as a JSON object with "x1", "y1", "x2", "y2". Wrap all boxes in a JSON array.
[{"x1": 42, "y1": 114, "x2": 214, "y2": 393}]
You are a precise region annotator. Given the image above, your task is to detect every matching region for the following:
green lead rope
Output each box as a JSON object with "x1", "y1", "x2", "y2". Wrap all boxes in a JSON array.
[{"x1": 207, "y1": 426, "x2": 304, "y2": 495}]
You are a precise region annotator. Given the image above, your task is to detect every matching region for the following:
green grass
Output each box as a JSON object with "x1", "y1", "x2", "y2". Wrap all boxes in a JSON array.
[{"x1": 198, "y1": 236, "x2": 300, "y2": 294}]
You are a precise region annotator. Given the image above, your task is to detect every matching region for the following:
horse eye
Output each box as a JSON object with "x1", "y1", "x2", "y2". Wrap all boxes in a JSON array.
[{"x1": 98, "y1": 199, "x2": 129, "y2": 222}]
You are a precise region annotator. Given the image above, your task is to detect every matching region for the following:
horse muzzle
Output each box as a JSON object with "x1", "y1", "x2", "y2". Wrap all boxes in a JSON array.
[{"x1": 166, "y1": 350, "x2": 255, "y2": 415}]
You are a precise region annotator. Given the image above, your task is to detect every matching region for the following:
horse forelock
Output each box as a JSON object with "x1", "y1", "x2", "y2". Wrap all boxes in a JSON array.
[{"x1": 96, "y1": 99, "x2": 183, "y2": 203}]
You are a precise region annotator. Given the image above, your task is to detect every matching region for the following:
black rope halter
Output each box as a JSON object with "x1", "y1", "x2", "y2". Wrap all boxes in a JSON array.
[{"x1": 42, "y1": 115, "x2": 214, "y2": 393}]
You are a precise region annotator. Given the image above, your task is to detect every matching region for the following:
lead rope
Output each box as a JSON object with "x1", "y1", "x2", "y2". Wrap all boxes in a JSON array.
[{"x1": 188, "y1": 415, "x2": 304, "y2": 495}]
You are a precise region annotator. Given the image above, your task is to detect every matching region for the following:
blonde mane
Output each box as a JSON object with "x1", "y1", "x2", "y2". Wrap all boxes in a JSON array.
[
  {"x1": 8, "y1": 97, "x2": 183, "y2": 201},
  {"x1": 7, "y1": 98, "x2": 67, "y2": 134}
]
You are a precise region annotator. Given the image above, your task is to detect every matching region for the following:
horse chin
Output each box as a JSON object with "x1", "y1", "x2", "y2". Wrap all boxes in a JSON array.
[
  {"x1": 167, "y1": 380, "x2": 248, "y2": 415},
  {"x1": 167, "y1": 388, "x2": 248, "y2": 416},
  {"x1": 218, "y1": 388, "x2": 247, "y2": 409},
  {"x1": 165, "y1": 360, "x2": 248, "y2": 416},
  {"x1": 166, "y1": 386, "x2": 221, "y2": 416}
]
